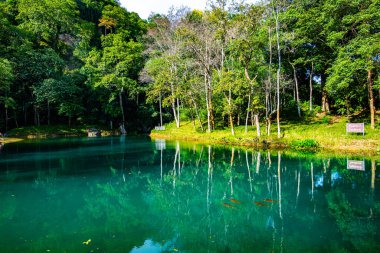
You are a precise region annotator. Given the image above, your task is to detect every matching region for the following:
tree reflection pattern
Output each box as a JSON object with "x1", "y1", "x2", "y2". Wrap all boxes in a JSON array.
[{"x1": 0, "y1": 140, "x2": 379, "y2": 253}]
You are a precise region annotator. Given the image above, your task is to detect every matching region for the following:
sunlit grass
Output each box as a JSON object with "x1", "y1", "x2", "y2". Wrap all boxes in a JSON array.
[
  {"x1": 6, "y1": 125, "x2": 115, "y2": 138},
  {"x1": 151, "y1": 116, "x2": 380, "y2": 155},
  {"x1": 1, "y1": 137, "x2": 23, "y2": 144}
]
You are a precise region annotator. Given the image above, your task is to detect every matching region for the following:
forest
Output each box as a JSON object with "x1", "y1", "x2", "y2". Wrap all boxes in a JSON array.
[{"x1": 0, "y1": 0, "x2": 379, "y2": 135}]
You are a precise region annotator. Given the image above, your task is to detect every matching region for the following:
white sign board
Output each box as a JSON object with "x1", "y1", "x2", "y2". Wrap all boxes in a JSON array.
[
  {"x1": 346, "y1": 123, "x2": 364, "y2": 135},
  {"x1": 347, "y1": 160, "x2": 365, "y2": 171}
]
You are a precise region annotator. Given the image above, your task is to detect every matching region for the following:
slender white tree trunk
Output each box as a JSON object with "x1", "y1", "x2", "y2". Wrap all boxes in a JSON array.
[
  {"x1": 368, "y1": 68, "x2": 375, "y2": 129},
  {"x1": 267, "y1": 26, "x2": 272, "y2": 136},
  {"x1": 275, "y1": 4, "x2": 281, "y2": 138},
  {"x1": 255, "y1": 114, "x2": 261, "y2": 137},
  {"x1": 205, "y1": 70, "x2": 211, "y2": 133},
  {"x1": 159, "y1": 92, "x2": 163, "y2": 127},
  {"x1": 309, "y1": 62, "x2": 314, "y2": 111},
  {"x1": 228, "y1": 88, "x2": 235, "y2": 136},
  {"x1": 291, "y1": 63, "x2": 301, "y2": 117},
  {"x1": 245, "y1": 94, "x2": 251, "y2": 134}
]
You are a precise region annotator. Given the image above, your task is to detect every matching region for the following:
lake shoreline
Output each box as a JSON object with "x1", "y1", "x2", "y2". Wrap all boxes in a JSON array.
[
  {"x1": 1, "y1": 137, "x2": 24, "y2": 145},
  {"x1": 150, "y1": 132, "x2": 379, "y2": 157},
  {"x1": 150, "y1": 120, "x2": 380, "y2": 157},
  {"x1": 4, "y1": 121, "x2": 379, "y2": 157}
]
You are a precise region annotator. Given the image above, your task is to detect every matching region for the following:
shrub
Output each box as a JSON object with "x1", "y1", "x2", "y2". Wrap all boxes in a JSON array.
[
  {"x1": 290, "y1": 139, "x2": 320, "y2": 150},
  {"x1": 321, "y1": 115, "x2": 331, "y2": 124}
]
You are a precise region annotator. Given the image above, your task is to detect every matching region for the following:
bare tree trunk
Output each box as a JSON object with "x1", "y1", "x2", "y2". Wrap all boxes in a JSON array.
[
  {"x1": 119, "y1": 88, "x2": 126, "y2": 132},
  {"x1": 208, "y1": 80, "x2": 215, "y2": 130},
  {"x1": 266, "y1": 26, "x2": 272, "y2": 136},
  {"x1": 276, "y1": 64, "x2": 280, "y2": 138},
  {"x1": 170, "y1": 81, "x2": 180, "y2": 128},
  {"x1": 245, "y1": 94, "x2": 251, "y2": 134},
  {"x1": 5, "y1": 107, "x2": 8, "y2": 132},
  {"x1": 322, "y1": 90, "x2": 329, "y2": 113},
  {"x1": 205, "y1": 71, "x2": 211, "y2": 133},
  {"x1": 159, "y1": 92, "x2": 163, "y2": 127},
  {"x1": 251, "y1": 110, "x2": 255, "y2": 127},
  {"x1": 254, "y1": 114, "x2": 261, "y2": 137},
  {"x1": 368, "y1": 69, "x2": 375, "y2": 129},
  {"x1": 229, "y1": 112, "x2": 235, "y2": 136},
  {"x1": 309, "y1": 62, "x2": 314, "y2": 111},
  {"x1": 290, "y1": 63, "x2": 301, "y2": 117},
  {"x1": 47, "y1": 100, "x2": 50, "y2": 126},
  {"x1": 228, "y1": 88, "x2": 235, "y2": 136},
  {"x1": 176, "y1": 97, "x2": 180, "y2": 128},
  {"x1": 190, "y1": 95, "x2": 204, "y2": 131},
  {"x1": 321, "y1": 74, "x2": 330, "y2": 113},
  {"x1": 274, "y1": 4, "x2": 281, "y2": 138}
]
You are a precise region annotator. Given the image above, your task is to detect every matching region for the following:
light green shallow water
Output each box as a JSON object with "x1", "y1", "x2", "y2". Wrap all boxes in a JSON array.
[{"x1": 0, "y1": 136, "x2": 379, "y2": 253}]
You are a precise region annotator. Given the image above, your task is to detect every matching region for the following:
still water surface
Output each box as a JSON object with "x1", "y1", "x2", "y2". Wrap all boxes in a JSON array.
[{"x1": 0, "y1": 137, "x2": 379, "y2": 253}]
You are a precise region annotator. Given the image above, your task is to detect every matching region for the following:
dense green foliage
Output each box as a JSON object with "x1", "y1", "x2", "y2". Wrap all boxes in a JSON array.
[
  {"x1": 0, "y1": 0, "x2": 149, "y2": 132},
  {"x1": 0, "y1": 0, "x2": 379, "y2": 134}
]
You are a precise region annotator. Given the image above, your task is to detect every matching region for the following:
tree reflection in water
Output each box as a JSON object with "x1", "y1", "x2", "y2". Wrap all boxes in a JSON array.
[{"x1": 0, "y1": 137, "x2": 379, "y2": 252}]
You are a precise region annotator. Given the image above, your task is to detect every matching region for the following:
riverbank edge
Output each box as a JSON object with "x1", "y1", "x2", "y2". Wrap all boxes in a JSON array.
[
  {"x1": 1, "y1": 138, "x2": 24, "y2": 144},
  {"x1": 3, "y1": 124, "x2": 378, "y2": 158},
  {"x1": 150, "y1": 132, "x2": 380, "y2": 158}
]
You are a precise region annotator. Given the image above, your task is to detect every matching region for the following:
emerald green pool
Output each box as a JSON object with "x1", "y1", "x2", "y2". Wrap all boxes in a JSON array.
[{"x1": 0, "y1": 137, "x2": 379, "y2": 252}]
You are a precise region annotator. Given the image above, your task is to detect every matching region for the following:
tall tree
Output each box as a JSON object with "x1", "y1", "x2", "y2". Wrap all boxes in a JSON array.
[
  {"x1": 83, "y1": 33, "x2": 144, "y2": 131},
  {"x1": 325, "y1": 0, "x2": 380, "y2": 128}
]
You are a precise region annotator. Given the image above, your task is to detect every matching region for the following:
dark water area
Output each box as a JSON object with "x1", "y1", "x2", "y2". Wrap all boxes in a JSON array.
[{"x1": 0, "y1": 136, "x2": 379, "y2": 253}]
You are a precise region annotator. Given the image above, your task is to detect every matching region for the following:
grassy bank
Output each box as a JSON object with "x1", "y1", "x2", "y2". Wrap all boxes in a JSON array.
[
  {"x1": 0, "y1": 137, "x2": 23, "y2": 144},
  {"x1": 6, "y1": 125, "x2": 116, "y2": 140},
  {"x1": 150, "y1": 117, "x2": 380, "y2": 156}
]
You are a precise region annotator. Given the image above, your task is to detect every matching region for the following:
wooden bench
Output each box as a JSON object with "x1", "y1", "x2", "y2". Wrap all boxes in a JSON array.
[
  {"x1": 155, "y1": 126, "x2": 165, "y2": 131},
  {"x1": 346, "y1": 123, "x2": 364, "y2": 136}
]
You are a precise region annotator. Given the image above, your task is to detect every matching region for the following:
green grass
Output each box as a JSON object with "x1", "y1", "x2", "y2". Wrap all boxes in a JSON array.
[
  {"x1": 151, "y1": 116, "x2": 380, "y2": 156},
  {"x1": 7, "y1": 124, "x2": 114, "y2": 138}
]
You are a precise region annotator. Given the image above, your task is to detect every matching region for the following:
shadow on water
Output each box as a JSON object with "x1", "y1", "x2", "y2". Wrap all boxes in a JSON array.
[{"x1": 0, "y1": 136, "x2": 379, "y2": 252}]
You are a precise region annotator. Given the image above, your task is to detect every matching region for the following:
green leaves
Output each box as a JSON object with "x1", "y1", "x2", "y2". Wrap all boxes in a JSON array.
[
  {"x1": 17, "y1": 0, "x2": 79, "y2": 48},
  {"x1": 84, "y1": 33, "x2": 144, "y2": 91},
  {"x1": 0, "y1": 58, "x2": 13, "y2": 93}
]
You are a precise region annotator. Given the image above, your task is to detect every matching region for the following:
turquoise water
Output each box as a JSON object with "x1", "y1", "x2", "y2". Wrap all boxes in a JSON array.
[{"x1": 0, "y1": 137, "x2": 379, "y2": 253}]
